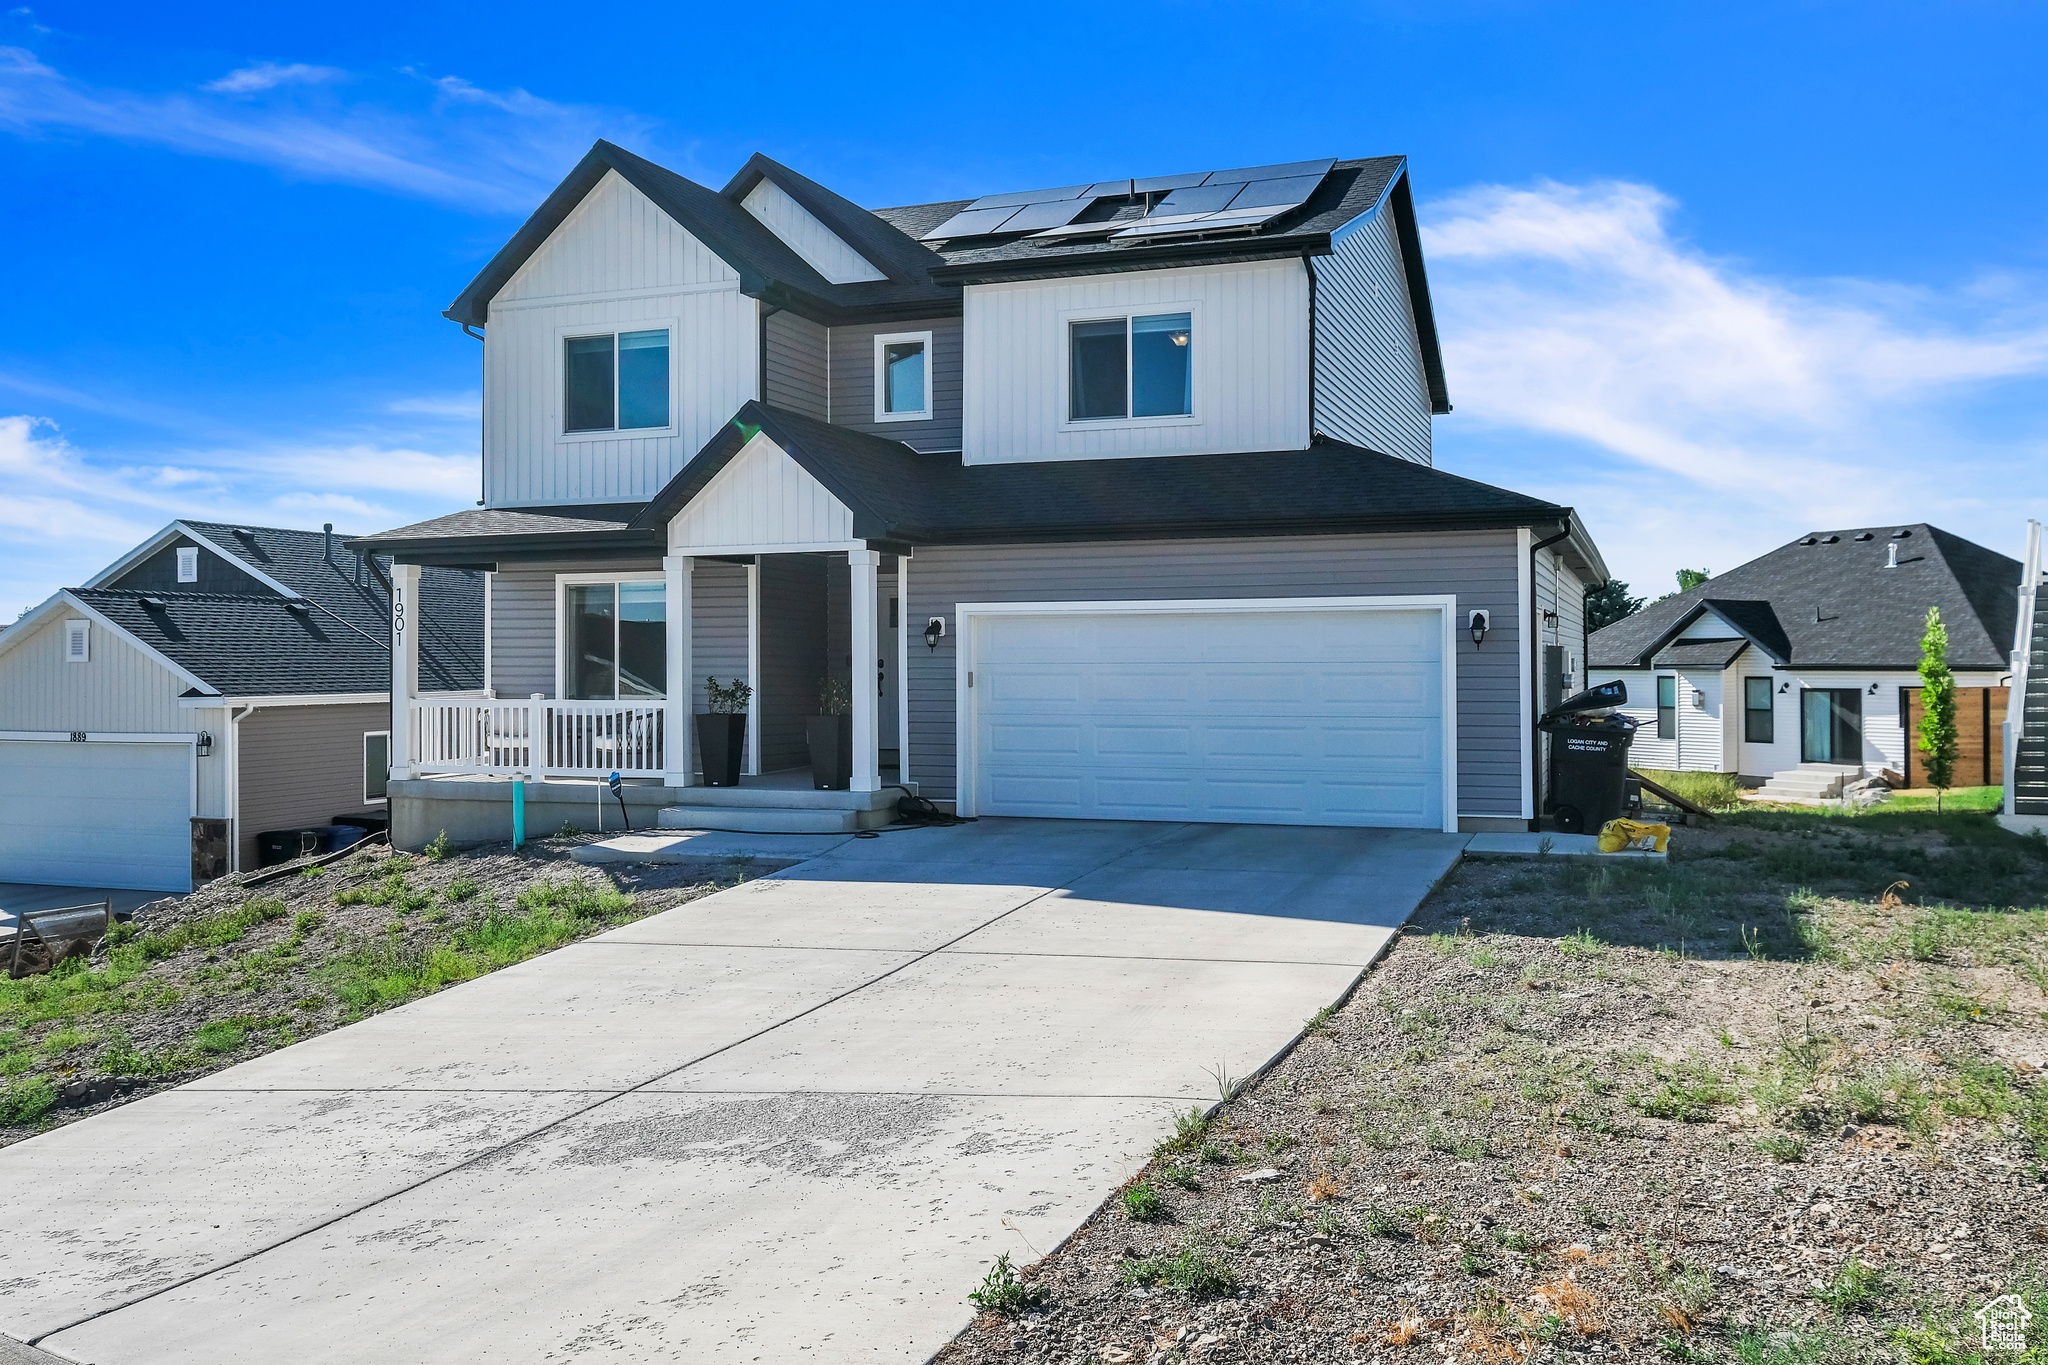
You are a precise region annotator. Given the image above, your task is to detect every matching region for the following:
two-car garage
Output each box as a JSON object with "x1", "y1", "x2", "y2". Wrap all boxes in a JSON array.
[
  {"x1": 961, "y1": 599, "x2": 1455, "y2": 831},
  {"x1": 0, "y1": 739, "x2": 195, "y2": 892}
]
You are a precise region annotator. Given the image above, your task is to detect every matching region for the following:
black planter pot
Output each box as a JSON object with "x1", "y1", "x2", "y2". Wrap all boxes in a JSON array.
[
  {"x1": 695, "y1": 713, "x2": 747, "y2": 787},
  {"x1": 807, "y1": 714, "x2": 852, "y2": 790}
]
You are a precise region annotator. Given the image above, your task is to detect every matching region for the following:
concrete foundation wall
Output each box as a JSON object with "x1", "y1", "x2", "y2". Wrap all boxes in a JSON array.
[{"x1": 390, "y1": 778, "x2": 680, "y2": 852}]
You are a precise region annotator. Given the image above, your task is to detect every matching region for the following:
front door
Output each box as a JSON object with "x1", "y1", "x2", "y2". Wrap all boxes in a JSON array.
[
  {"x1": 1800, "y1": 688, "x2": 1862, "y2": 764},
  {"x1": 878, "y1": 582, "x2": 900, "y2": 755}
]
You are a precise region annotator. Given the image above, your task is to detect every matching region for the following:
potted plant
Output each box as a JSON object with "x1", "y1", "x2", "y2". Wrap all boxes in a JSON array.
[
  {"x1": 696, "y1": 676, "x2": 751, "y2": 787},
  {"x1": 807, "y1": 675, "x2": 852, "y2": 790}
]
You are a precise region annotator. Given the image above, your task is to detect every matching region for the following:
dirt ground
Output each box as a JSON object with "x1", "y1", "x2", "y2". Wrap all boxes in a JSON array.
[
  {"x1": 938, "y1": 811, "x2": 2048, "y2": 1365},
  {"x1": 0, "y1": 834, "x2": 730, "y2": 1145}
]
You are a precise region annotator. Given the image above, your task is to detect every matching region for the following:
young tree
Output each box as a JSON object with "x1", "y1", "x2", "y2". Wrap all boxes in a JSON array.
[
  {"x1": 1917, "y1": 606, "x2": 1958, "y2": 811},
  {"x1": 1584, "y1": 580, "x2": 1647, "y2": 632},
  {"x1": 1675, "y1": 568, "x2": 1712, "y2": 592}
]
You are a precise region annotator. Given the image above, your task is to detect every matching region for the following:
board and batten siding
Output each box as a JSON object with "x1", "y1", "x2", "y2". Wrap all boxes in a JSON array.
[
  {"x1": 829, "y1": 317, "x2": 964, "y2": 451},
  {"x1": 904, "y1": 530, "x2": 1523, "y2": 817},
  {"x1": 960, "y1": 259, "x2": 1310, "y2": 465},
  {"x1": 0, "y1": 607, "x2": 227, "y2": 820},
  {"x1": 669, "y1": 436, "x2": 853, "y2": 552},
  {"x1": 1312, "y1": 208, "x2": 1433, "y2": 465},
  {"x1": 484, "y1": 170, "x2": 757, "y2": 508},
  {"x1": 764, "y1": 310, "x2": 829, "y2": 420},
  {"x1": 236, "y1": 702, "x2": 387, "y2": 869},
  {"x1": 740, "y1": 178, "x2": 886, "y2": 285}
]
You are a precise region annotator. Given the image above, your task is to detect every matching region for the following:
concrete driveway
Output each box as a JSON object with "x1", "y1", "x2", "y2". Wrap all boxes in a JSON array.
[{"x1": 1, "y1": 818, "x2": 1464, "y2": 1363}]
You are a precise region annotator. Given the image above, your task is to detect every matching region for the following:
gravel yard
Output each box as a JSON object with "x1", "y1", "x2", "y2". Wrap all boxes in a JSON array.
[
  {"x1": 0, "y1": 834, "x2": 731, "y2": 1144},
  {"x1": 939, "y1": 812, "x2": 2048, "y2": 1365}
]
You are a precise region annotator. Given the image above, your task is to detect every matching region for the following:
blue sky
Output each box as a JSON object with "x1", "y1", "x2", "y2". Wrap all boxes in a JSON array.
[{"x1": 3, "y1": 0, "x2": 2046, "y2": 617}]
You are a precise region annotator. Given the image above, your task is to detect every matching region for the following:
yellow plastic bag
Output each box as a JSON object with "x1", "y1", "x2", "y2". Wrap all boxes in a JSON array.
[{"x1": 1598, "y1": 818, "x2": 1669, "y2": 854}]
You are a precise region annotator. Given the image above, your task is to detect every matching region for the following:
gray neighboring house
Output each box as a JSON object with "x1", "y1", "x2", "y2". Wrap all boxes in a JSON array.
[
  {"x1": 355, "y1": 141, "x2": 1609, "y2": 843},
  {"x1": 0, "y1": 522, "x2": 482, "y2": 891}
]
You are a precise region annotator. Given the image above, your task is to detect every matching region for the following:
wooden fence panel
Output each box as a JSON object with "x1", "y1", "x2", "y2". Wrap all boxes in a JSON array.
[{"x1": 1902, "y1": 686, "x2": 2008, "y2": 787}]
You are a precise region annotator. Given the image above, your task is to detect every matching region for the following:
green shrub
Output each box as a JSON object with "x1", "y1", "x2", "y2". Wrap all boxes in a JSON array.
[
  {"x1": 194, "y1": 1020, "x2": 246, "y2": 1054},
  {"x1": 423, "y1": 830, "x2": 454, "y2": 861},
  {"x1": 1121, "y1": 1181, "x2": 1164, "y2": 1221},
  {"x1": 1151, "y1": 1107, "x2": 1211, "y2": 1159},
  {"x1": 1120, "y1": 1240, "x2": 1237, "y2": 1297},
  {"x1": 967, "y1": 1252, "x2": 1049, "y2": 1315},
  {"x1": 0, "y1": 1075, "x2": 57, "y2": 1125}
]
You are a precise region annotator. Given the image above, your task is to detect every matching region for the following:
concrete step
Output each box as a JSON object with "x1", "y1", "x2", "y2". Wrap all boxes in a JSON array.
[
  {"x1": 658, "y1": 805, "x2": 868, "y2": 834},
  {"x1": 661, "y1": 784, "x2": 901, "y2": 812}
]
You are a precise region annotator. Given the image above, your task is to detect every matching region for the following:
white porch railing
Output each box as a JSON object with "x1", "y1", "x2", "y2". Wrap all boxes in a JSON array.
[{"x1": 410, "y1": 697, "x2": 670, "y2": 778}]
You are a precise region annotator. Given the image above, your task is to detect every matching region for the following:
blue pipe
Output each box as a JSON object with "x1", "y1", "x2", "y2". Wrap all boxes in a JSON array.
[{"x1": 513, "y1": 778, "x2": 525, "y2": 850}]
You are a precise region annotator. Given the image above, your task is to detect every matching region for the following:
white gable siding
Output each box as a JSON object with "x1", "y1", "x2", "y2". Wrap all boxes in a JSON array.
[
  {"x1": 484, "y1": 171, "x2": 757, "y2": 508},
  {"x1": 1312, "y1": 208, "x2": 1432, "y2": 464},
  {"x1": 669, "y1": 434, "x2": 855, "y2": 552},
  {"x1": 960, "y1": 258, "x2": 1310, "y2": 465},
  {"x1": 741, "y1": 179, "x2": 885, "y2": 284},
  {"x1": 1677, "y1": 610, "x2": 1739, "y2": 641}
]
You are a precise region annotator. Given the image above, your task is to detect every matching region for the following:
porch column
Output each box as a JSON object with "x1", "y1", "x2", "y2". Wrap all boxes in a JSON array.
[
  {"x1": 896, "y1": 553, "x2": 910, "y2": 788},
  {"x1": 663, "y1": 554, "x2": 695, "y2": 786},
  {"x1": 388, "y1": 561, "x2": 420, "y2": 779},
  {"x1": 850, "y1": 548, "x2": 881, "y2": 792}
]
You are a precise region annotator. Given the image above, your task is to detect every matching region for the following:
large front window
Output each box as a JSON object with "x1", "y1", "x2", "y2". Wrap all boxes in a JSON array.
[
  {"x1": 565, "y1": 581, "x2": 666, "y2": 699},
  {"x1": 1069, "y1": 311, "x2": 1192, "y2": 421},
  {"x1": 564, "y1": 329, "x2": 670, "y2": 433}
]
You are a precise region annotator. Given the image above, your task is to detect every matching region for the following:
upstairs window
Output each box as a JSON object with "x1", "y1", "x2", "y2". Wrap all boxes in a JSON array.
[
  {"x1": 874, "y1": 331, "x2": 932, "y2": 422},
  {"x1": 563, "y1": 579, "x2": 667, "y2": 700},
  {"x1": 1744, "y1": 677, "x2": 1775, "y2": 743},
  {"x1": 564, "y1": 329, "x2": 670, "y2": 433},
  {"x1": 1656, "y1": 675, "x2": 1677, "y2": 740},
  {"x1": 1069, "y1": 312, "x2": 1192, "y2": 421},
  {"x1": 176, "y1": 546, "x2": 199, "y2": 583}
]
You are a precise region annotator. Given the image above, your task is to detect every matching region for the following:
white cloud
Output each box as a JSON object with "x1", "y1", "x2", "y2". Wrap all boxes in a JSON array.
[
  {"x1": 0, "y1": 414, "x2": 478, "y2": 618},
  {"x1": 203, "y1": 61, "x2": 345, "y2": 96},
  {"x1": 1423, "y1": 180, "x2": 2048, "y2": 592},
  {"x1": 0, "y1": 47, "x2": 655, "y2": 212},
  {"x1": 384, "y1": 392, "x2": 481, "y2": 420}
]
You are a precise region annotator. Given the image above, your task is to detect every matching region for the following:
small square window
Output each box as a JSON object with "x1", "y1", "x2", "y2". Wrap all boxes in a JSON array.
[
  {"x1": 874, "y1": 331, "x2": 933, "y2": 422},
  {"x1": 64, "y1": 619, "x2": 89, "y2": 663},
  {"x1": 564, "y1": 330, "x2": 670, "y2": 434},
  {"x1": 1069, "y1": 312, "x2": 1191, "y2": 421},
  {"x1": 176, "y1": 546, "x2": 199, "y2": 583}
]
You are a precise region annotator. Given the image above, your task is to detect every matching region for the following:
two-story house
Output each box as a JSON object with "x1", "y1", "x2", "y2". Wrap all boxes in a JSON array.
[{"x1": 354, "y1": 141, "x2": 1609, "y2": 844}]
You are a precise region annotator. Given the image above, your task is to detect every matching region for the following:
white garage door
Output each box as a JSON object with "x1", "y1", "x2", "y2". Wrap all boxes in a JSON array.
[
  {"x1": 969, "y1": 605, "x2": 1447, "y2": 829},
  {"x1": 0, "y1": 741, "x2": 192, "y2": 891}
]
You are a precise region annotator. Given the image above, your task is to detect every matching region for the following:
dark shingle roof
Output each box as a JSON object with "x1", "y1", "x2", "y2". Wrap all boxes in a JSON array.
[
  {"x1": 1589, "y1": 525, "x2": 2023, "y2": 671},
  {"x1": 633, "y1": 402, "x2": 1574, "y2": 547},
  {"x1": 71, "y1": 590, "x2": 392, "y2": 696}
]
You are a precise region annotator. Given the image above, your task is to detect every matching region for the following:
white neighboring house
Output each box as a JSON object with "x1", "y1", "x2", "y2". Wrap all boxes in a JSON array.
[
  {"x1": 1588, "y1": 523, "x2": 2023, "y2": 791},
  {"x1": 0, "y1": 522, "x2": 482, "y2": 891}
]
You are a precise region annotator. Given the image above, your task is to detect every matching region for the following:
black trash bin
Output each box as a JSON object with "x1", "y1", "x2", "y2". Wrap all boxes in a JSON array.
[{"x1": 1541, "y1": 680, "x2": 1640, "y2": 833}]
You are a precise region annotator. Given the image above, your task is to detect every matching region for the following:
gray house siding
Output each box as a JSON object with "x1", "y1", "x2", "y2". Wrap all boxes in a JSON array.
[
  {"x1": 1313, "y1": 209, "x2": 1433, "y2": 465},
  {"x1": 756, "y1": 554, "x2": 826, "y2": 771},
  {"x1": 829, "y1": 316, "x2": 963, "y2": 451},
  {"x1": 902, "y1": 531, "x2": 1524, "y2": 816},
  {"x1": 763, "y1": 310, "x2": 828, "y2": 421},
  {"x1": 237, "y1": 701, "x2": 387, "y2": 868},
  {"x1": 691, "y1": 560, "x2": 749, "y2": 721},
  {"x1": 488, "y1": 558, "x2": 664, "y2": 700}
]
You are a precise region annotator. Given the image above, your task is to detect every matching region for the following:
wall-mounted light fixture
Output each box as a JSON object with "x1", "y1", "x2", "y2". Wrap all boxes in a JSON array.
[
  {"x1": 924, "y1": 617, "x2": 946, "y2": 651},
  {"x1": 1541, "y1": 609, "x2": 1560, "y2": 630},
  {"x1": 1693, "y1": 689, "x2": 1706, "y2": 709},
  {"x1": 1779, "y1": 681, "x2": 1790, "y2": 694},
  {"x1": 1468, "y1": 609, "x2": 1490, "y2": 647},
  {"x1": 1867, "y1": 681, "x2": 1880, "y2": 695},
  {"x1": 195, "y1": 731, "x2": 213, "y2": 758}
]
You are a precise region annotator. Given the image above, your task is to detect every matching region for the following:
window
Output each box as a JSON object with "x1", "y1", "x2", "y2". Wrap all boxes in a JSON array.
[
  {"x1": 1744, "y1": 677, "x2": 1775, "y2": 744},
  {"x1": 563, "y1": 580, "x2": 666, "y2": 700},
  {"x1": 64, "y1": 619, "x2": 89, "y2": 663},
  {"x1": 176, "y1": 546, "x2": 199, "y2": 583},
  {"x1": 1656, "y1": 675, "x2": 1676, "y2": 740},
  {"x1": 874, "y1": 331, "x2": 932, "y2": 422},
  {"x1": 363, "y1": 732, "x2": 390, "y2": 804},
  {"x1": 1069, "y1": 312, "x2": 1192, "y2": 421},
  {"x1": 563, "y1": 329, "x2": 670, "y2": 433}
]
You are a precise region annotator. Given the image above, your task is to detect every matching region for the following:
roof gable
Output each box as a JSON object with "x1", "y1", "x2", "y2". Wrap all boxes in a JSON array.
[
  {"x1": 499, "y1": 170, "x2": 740, "y2": 302},
  {"x1": 669, "y1": 431, "x2": 858, "y2": 552},
  {"x1": 739, "y1": 177, "x2": 886, "y2": 285}
]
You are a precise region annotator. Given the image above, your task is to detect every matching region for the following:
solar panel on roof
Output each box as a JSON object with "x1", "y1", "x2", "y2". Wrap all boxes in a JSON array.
[
  {"x1": 1201, "y1": 157, "x2": 1336, "y2": 183},
  {"x1": 1086, "y1": 179, "x2": 1134, "y2": 197},
  {"x1": 1224, "y1": 174, "x2": 1328, "y2": 210},
  {"x1": 921, "y1": 205, "x2": 1025, "y2": 240},
  {"x1": 964, "y1": 183, "x2": 1092, "y2": 210},
  {"x1": 1153, "y1": 183, "x2": 1244, "y2": 216},
  {"x1": 1130, "y1": 171, "x2": 1209, "y2": 195},
  {"x1": 995, "y1": 199, "x2": 1095, "y2": 233}
]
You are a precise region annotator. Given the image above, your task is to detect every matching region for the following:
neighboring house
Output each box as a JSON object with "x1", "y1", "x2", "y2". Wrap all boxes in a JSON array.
[
  {"x1": 353, "y1": 141, "x2": 1608, "y2": 842},
  {"x1": 0, "y1": 522, "x2": 482, "y2": 891},
  {"x1": 1587, "y1": 524, "x2": 2023, "y2": 792}
]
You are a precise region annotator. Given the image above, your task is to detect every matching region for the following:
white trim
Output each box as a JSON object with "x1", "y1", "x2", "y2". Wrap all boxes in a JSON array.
[
  {"x1": 226, "y1": 702, "x2": 255, "y2": 873},
  {"x1": 1057, "y1": 302, "x2": 1202, "y2": 433},
  {"x1": 363, "y1": 729, "x2": 391, "y2": 805},
  {"x1": 82, "y1": 521, "x2": 304, "y2": 598},
  {"x1": 849, "y1": 549, "x2": 881, "y2": 792},
  {"x1": 745, "y1": 562, "x2": 761, "y2": 776},
  {"x1": 896, "y1": 553, "x2": 910, "y2": 787},
  {"x1": 178, "y1": 691, "x2": 386, "y2": 709},
  {"x1": 388, "y1": 564, "x2": 420, "y2": 782},
  {"x1": 662, "y1": 555, "x2": 695, "y2": 786},
  {"x1": 1517, "y1": 526, "x2": 1534, "y2": 821},
  {"x1": 668, "y1": 538, "x2": 870, "y2": 558},
  {"x1": 552, "y1": 319, "x2": 681, "y2": 443},
  {"x1": 487, "y1": 278, "x2": 740, "y2": 313},
  {"x1": 872, "y1": 329, "x2": 935, "y2": 423},
  {"x1": 0, "y1": 731, "x2": 197, "y2": 743},
  {"x1": 483, "y1": 571, "x2": 495, "y2": 695},
  {"x1": 953, "y1": 594, "x2": 1460, "y2": 834},
  {"x1": 553, "y1": 571, "x2": 669, "y2": 703},
  {"x1": 63, "y1": 618, "x2": 89, "y2": 663}
]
